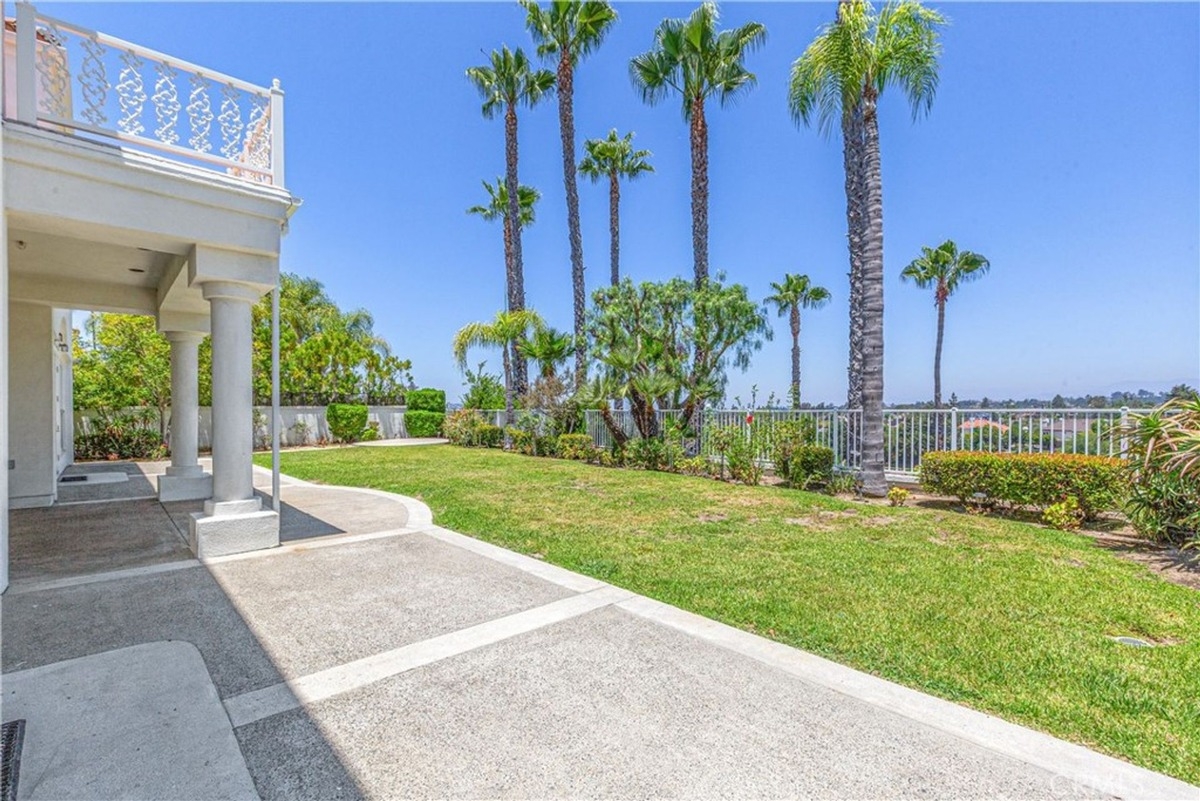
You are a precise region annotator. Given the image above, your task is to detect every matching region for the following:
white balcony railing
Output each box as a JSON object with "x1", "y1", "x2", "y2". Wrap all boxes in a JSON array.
[{"x1": 4, "y1": 3, "x2": 283, "y2": 186}]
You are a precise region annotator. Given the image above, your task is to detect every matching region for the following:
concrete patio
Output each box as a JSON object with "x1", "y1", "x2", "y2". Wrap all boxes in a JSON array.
[{"x1": 2, "y1": 460, "x2": 1195, "y2": 800}]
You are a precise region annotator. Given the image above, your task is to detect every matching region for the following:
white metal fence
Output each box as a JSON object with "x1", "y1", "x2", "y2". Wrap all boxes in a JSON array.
[{"x1": 566, "y1": 406, "x2": 1130, "y2": 480}]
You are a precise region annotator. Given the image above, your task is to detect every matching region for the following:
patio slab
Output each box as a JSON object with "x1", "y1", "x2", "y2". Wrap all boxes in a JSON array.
[
  {"x1": 8, "y1": 497, "x2": 191, "y2": 583},
  {"x1": 234, "y1": 604, "x2": 1093, "y2": 800},
  {"x1": 2, "y1": 641, "x2": 257, "y2": 800},
  {"x1": 2, "y1": 532, "x2": 572, "y2": 693}
]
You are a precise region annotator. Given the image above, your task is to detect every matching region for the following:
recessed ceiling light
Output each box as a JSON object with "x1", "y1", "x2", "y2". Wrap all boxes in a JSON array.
[{"x1": 129, "y1": 268, "x2": 146, "y2": 273}]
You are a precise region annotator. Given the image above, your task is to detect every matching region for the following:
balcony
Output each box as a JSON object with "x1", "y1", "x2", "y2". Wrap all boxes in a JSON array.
[{"x1": 3, "y1": 2, "x2": 284, "y2": 187}]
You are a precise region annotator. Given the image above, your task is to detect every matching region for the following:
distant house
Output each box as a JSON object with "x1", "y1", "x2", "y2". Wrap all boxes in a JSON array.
[{"x1": 959, "y1": 418, "x2": 1009, "y2": 433}]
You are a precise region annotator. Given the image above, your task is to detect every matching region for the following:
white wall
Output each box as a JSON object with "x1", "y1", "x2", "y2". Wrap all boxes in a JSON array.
[
  {"x1": 75, "y1": 405, "x2": 411, "y2": 450},
  {"x1": 8, "y1": 301, "x2": 55, "y2": 507}
]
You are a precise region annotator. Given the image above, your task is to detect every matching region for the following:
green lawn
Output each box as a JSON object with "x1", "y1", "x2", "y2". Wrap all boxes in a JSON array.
[{"x1": 259, "y1": 444, "x2": 1200, "y2": 783}]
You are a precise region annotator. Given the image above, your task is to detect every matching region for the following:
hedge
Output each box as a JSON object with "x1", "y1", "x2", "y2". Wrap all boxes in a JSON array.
[
  {"x1": 404, "y1": 410, "x2": 445, "y2": 438},
  {"x1": 406, "y1": 388, "x2": 446, "y2": 414},
  {"x1": 326, "y1": 403, "x2": 368, "y2": 444},
  {"x1": 919, "y1": 451, "x2": 1126, "y2": 519}
]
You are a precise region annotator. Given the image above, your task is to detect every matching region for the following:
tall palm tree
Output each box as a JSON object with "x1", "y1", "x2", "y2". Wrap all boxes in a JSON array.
[
  {"x1": 766, "y1": 274, "x2": 831, "y2": 409},
  {"x1": 453, "y1": 309, "x2": 546, "y2": 430},
  {"x1": 789, "y1": 0, "x2": 944, "y2": 496},
  {"x1": 467, "y1": 178, "x2": 541, "y2": 295},
  {"x1": 630, "y1": 2, "x2": 766, "y2": 287},
  {"x1": 523, "y1": 1, "x2": 618, "y2": 386},
  {"x1": 466, "y1": 47, "x2": 554, "y2": 394},
  {"x1": 901, "y1": 240, "x2": 989, "y2": 408},
  {"x1": 579, "y1": 129, "x2": 654, "y2": 287},
  {"x1": 518, "y1": 326, "x2": 574, "y2": 380}
]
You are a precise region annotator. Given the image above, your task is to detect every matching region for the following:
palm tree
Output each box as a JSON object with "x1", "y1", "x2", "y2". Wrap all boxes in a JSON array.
[
  {"x1": 788, "y1": 0, "x2": 945, "y2": 496},
  {"x1": 523, "y1": 1, "x2": 617, "y2": 386},
  {"x1": 579, "y1": 129, "x2": 654, "y2": 287},
  {"x1": 466, "y1": 47, "x2": 554, "y2": 394},
  {"x1": 518, "y1": 326, "x2": 574, "y2": 380},
  {"x1": 766, "y1": 274, "x2": 831, "y2": 409},
  {"x1": 901, "y1": 240, "x2": 990, "y2": 408},
  {"x1": 467, "y1": 178, "x2": 541, "y2": 293},
  {"x1": 630, "y1": 2, "x2": 766, "y2": 287},
  {"x1": 453, "y1": 309, "x2": 546, "y2": 430}
]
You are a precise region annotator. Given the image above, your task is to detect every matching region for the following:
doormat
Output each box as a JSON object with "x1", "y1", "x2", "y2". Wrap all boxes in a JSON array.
[
  {"x1": 58, "y1": 473, "x2": 129, "y2": 485},
  {"x1": 1, "y1": 719, "x2": 26, "y2": 801}
]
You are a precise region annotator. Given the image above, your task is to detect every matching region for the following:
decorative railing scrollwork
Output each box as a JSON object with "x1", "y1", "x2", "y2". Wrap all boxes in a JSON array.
[{"x1": 11, "y1": 9, "x2": 279, "y2": 185}]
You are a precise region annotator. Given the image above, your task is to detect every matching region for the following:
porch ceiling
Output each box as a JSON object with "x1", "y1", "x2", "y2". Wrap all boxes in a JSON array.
[{"x1": 6, "y1": 227, "x2": 207, "y2": 318}]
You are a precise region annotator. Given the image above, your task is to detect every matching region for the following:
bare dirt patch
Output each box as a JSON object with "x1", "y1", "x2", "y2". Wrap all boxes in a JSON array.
[{"x1": 697, "y1": 512, "x2": 729, "y2": 524}]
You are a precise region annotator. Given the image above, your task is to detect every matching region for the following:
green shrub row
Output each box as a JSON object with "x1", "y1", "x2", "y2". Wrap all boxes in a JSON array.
[{"x1": 919, "y1": 451, "x2": 1126, "y2": 519}]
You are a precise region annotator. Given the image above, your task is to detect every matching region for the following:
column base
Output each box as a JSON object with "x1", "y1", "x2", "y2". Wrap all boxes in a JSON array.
[
  {"x1": 188, "y1": 507, "x2": 279, "y2": 559},
  {"x1": 157, "y1": 472, "x2": 213, "y2": 502}
]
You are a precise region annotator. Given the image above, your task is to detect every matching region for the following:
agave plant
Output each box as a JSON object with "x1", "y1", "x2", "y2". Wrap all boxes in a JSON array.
[{"x1": 1122, "y1": 398, "x2": 1200, "y2": 546}]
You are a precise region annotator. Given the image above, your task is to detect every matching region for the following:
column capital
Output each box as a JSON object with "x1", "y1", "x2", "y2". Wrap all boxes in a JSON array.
[
  {"x1": 163, "y1": 330, "x2": 206, "y2": 345},
  {"x1": 200, "y1": 280, "x2": 262, "y2": 305}
]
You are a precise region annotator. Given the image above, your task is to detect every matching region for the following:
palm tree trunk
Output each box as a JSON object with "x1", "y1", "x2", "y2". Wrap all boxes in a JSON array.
[
  {"x1": 609, "y1": 170, "x2": 621, "y2": 287},
  {"x1": 790, "y1": 306, "x2": 801, "y2": 409},
  {"x1": 842, "y1": 103, "x2": 866, "y2": 411},
  {"x1": 859, "y1": 91, "x2": 887, "y2": 497},
  {"x1": 599, "y1": 406, "x2": 629, "y2": 448},
  {"x1": 556, "y1": 54, "x2": 588, "y2": 387},
  {"x1": 934, "y1": 297, "x2": 945, "y2": 408},
  {"x1": 689, "y1": 96, "x2": 709, "y2": 287},
  {"x1": 502, "y1": 343, "x2": 515, "y2": 443},
  {"x1": 504, "y1": 103, "x2": 528, "y2": 395}
]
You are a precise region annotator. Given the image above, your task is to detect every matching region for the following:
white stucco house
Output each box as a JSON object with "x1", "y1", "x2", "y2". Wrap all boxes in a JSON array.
[{"x1": 1, "y1": 4, "x2": 298, "y2": 591}]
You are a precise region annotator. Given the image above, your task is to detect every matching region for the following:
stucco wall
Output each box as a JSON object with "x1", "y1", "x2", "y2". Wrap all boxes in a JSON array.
[
  {"x1": 8, "y1": 301, "x2": 55, "y2": 507},
  {"x1": 75, "y1": 405, "x2": 411, "y2": 450}
]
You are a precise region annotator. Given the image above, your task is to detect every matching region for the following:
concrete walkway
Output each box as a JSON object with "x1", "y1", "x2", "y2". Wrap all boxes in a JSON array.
[{"x1": 3, "y1": 466, "x2": 1195, "y2": 799}]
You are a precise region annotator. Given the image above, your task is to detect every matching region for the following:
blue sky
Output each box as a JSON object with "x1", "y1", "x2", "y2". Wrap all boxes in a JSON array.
[{"x1": 50, "y1": 2, "x2": 1200, "y2": 404}]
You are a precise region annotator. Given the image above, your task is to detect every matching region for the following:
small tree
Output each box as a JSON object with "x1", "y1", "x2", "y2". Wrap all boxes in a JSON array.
[
  {"x1": 588, "y1": 277, "x2": 770, "y2": 441},
  {"x1": 452, "y1": 309, "x2": 546, "y2": 431}
]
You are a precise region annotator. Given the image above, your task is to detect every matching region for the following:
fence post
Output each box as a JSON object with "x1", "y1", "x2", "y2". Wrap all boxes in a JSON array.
[
  {"x1": 1119, "y1": 406, "x2": 1129, "y2": 458},
  {"x1": 270, "y1": 79, "x2": 286, "y2": 187},
  {"x1": 949, "y1": 406, "x2": 959, "y2": 451},
  {"x1": 832, "y1": 410, "x2": 841, "y2": 469}
]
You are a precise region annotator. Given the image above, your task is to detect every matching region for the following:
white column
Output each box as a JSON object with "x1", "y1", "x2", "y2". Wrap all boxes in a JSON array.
[
  {"x1": 165, "y1": 331, "x2": 203, "y2": 477},
  {"x1": 203, "y1": 281, "x2": 258, "y2": 510},
  {"x1": 157, "y1": 331, "x2": 212, "y2": 502}
]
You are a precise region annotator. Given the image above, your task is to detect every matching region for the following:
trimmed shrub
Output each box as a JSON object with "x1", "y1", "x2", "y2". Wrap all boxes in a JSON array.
[
  {"x1": 477, "y1": 424, "x2": 503, "y2": 449},
  {"x1": 919, "y1": 451, "x2": 1126, "y2": 519},
  {"x1": 788, "y1": 445, "x2": 834, "y2": 489},
  {"x1": 888, "y1": 486, "x2": 910, "y2": 507},
  {"x1": 557, "y1": 433, "x2": 598, "y2": 461},
  {"x1": 404, "y1": 410, "x2": 444, "y2": 438},
  {"x1": 326, "y1": 403, "x2": 368, "y2": 444},
  {"x1": 406, "y1": 388, "x2": 446, "y2": 413}
]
